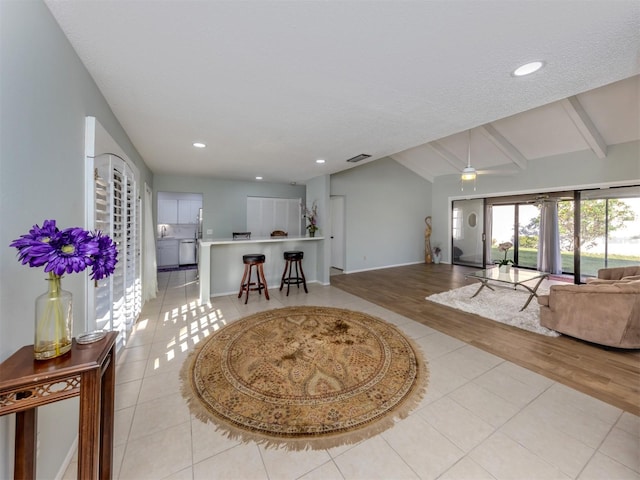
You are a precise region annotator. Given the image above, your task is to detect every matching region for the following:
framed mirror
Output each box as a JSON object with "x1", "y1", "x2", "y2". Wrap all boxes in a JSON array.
[{"x1": 468, "y1": 212, "x2": 478, "y2": 228}]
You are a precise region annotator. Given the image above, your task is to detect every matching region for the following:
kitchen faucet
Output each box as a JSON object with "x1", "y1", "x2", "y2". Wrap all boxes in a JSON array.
[{"x1": 161, "y1": 225, "x2": 167, "y2": 238}]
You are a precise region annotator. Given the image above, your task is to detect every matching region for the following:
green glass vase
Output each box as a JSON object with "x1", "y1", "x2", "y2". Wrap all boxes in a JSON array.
[{"x1": 34, "y1": 273, "x2": 73, "y2": 360}]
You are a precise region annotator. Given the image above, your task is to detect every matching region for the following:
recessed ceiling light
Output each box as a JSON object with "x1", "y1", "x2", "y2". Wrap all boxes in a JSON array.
[
  {"x1": 512, "y1": 61, "x2": 545, "y2": 77},
  {"x1": 315, "y1": 159, "x2": 325, "y2": 164},
  {"x1": 255, "y1": 176, "x2": 263, "y2": 180},
  {"x1": 193, "y1": 142, "x2": 206, "y2": 148}
]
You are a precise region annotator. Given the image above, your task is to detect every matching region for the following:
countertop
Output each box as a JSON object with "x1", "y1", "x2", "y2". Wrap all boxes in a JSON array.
[
  {"x1": 157, "y1": 237, "x2": 197, "y2": 241},
  {"x1": 199, "y1": 235, "x2": 323, "y2": 246}
]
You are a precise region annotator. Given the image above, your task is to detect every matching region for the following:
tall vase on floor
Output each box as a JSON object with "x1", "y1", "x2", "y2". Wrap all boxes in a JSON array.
[{"x1": 34, "y1": 272, "x2": 73, "y2": 360}]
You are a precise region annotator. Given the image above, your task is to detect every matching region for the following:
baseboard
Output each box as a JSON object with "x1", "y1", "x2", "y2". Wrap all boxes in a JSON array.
[
  {"x1": 212, "y1": 279, "x2": 322, "y2": 297},
  {"x1": 55, "y1": 436, "x2": 78, "y2": 480},
  {"x1": 345, "y1": 260, "x2": 424, "y2": 275}
]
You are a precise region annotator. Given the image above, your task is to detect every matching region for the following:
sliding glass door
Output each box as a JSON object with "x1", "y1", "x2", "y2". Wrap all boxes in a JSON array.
[
  {"x1": 578, "y1": 186, "x2": 640, "y2": 281},
  {"x1": 488, "y1": 195, "x2": 580, "y2": 276},
  {"x1": 517, "y1": 204, "x2": 540, "y2": 269},
  {"x1": 452, "y1": 186, "x2": 638, "y2": 281},
  {"x1": 489, "y1": 205, "x2": 515, "y2": 265},
  {"x1": 452, "y1": 199, "x2": 484, "y2": 267},
  {"x1": 488, "y1": 203, "x2": 543, "y2": 269}
]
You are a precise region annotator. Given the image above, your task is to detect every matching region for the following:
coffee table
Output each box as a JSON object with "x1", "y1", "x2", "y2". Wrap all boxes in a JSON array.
[{"x1": 465, "y1": 268, "x2": 550, "y2": 311}]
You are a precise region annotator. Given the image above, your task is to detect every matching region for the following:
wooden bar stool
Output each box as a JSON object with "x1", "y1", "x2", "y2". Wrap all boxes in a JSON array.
[
  {"x1": 238, "y1": 254, "x2": 269, "y2": 304},
  {"x1": 280, "y1": 251, "x2": 308, "y2": 296}
]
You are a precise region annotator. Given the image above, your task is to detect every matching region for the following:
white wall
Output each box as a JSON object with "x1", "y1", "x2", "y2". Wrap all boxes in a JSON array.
[
  {"x1": 0, "y1": 2, "x2": 152, "y2": 478},
  {"x1": 331, "y1": 157, "x2": 433, "y2": 272},
  {"x1": 306, "y1": 175, "x2": 331, "y2": 284}
]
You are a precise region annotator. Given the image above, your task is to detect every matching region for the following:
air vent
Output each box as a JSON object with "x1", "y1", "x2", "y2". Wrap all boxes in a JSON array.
[{"x1": 346, "y1": 154, "x2": 371, "y2": 163}]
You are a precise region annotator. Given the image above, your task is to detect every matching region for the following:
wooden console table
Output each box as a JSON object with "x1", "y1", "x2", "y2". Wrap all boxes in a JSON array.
[{"x1": 0, "y1": 332, "x2": 117, "y2": 479}]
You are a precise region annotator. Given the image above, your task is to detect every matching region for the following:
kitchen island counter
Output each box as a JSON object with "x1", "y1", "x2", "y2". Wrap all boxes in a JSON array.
[
  {"x1": 199, "y1": 235, "x2": 322, "y2": 246},
  {"x1": 198, "y1": 236, "x2": 324, "y2": 304}
]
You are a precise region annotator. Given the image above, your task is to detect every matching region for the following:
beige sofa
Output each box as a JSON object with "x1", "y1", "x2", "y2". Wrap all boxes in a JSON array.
[{"x1": 538, "y1": 266, "x2": 640, "y2": 348}]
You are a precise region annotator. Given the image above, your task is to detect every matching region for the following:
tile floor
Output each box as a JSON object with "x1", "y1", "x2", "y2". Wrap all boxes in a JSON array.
[{"x1": 64, "y1": 270, "x2": 640, "y2": 479}]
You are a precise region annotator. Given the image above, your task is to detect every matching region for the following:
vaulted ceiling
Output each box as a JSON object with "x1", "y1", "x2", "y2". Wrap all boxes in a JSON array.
[
  {"x1": 393, "y1": 75, "x2": 640, "y2": 182},
  {"x1": 44, "y1": 1, "x2": 640, "y2": 184}
]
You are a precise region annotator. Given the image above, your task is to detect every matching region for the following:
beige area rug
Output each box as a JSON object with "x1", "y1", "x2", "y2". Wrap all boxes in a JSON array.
[
  {"x1": 180, "y1": 306, "x2": 428, "y2": 450},
  {"x1": 426, "y1": 282, "x2": 560, "y2": 337}
]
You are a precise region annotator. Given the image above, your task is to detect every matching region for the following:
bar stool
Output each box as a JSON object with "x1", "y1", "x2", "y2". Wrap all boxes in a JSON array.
[
  {"x1": 238, "y1": 254, "x2": 269, "y2": 304},
  {"x1": 280, "y1": 251, "x2": 308, "y2": 295}
]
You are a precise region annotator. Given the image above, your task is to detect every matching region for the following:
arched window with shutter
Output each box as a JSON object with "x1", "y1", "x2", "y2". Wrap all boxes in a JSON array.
[{"x1": 85, "y1": 117, "x2": 141, "y2": 349}]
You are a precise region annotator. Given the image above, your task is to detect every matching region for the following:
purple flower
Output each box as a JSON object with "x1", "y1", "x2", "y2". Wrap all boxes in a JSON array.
[
  {"x1": 90, "y1": 232, "x2": 118, "y2": 280},
  {"x1": 9, "y1": 220, "x2": 60, "y2": 268},
  {"x1": 45, "y1": 227, "x2": 99, "y2": 275},
  {"x1": 10, "y1": 220, "x2": 118, "y2": 280}
]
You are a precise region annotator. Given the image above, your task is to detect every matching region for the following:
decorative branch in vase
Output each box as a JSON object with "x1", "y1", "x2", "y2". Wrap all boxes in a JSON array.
[
  {"x1": 301, "y1": 201, "x2": 319, "y2": 237},
  {"x1": 10, "y1": 220, "x2": 118, "y2": 359}
]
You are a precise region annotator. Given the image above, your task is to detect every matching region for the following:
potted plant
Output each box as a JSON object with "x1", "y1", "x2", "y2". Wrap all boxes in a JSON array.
[
  {"x1": 433, "y1": 246, "x2": 442, "y2": 264},
  {"x1": 496, "y1": 241, "x2": 515, "y2": 272}
]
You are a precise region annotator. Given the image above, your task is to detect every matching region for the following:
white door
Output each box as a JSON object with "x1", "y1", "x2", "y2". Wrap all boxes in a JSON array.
[{"x1": 330, "y1": 196, "x2": 345, "y2": 270}]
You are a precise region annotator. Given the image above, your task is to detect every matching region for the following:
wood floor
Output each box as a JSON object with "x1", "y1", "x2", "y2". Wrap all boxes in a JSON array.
[{"x1": 330, "y1": 263, "x2": 640, "y2": 415}]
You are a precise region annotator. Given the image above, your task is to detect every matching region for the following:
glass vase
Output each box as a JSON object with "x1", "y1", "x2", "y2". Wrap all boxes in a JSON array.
[{"x1": 34, "y1": 274, "x2": 73, "y2": 360}]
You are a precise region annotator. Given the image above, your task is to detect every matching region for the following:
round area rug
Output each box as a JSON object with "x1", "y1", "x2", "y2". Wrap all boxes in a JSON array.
[{"x1": 180, "y1": 306, "x2": 428, "y2": 450}]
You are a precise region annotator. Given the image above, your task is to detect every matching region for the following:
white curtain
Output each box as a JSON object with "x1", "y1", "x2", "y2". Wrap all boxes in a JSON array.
[
  {"x1": 143, "y1": 184, "x2": 158, "y2": 302},
  {"x1": 485, "y1": 205, "x2": 493, "y2": 266},
  {"x1": 537, "y1": 200, "x2": 562, "y2": 274}
]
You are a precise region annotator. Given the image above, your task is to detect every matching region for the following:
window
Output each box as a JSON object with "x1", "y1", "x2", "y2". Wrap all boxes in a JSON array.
[
  {"x1": 467, "y1": 187, "x2": 638, "y2": 282},
  {"x1": 579, "y1": 186, "x2": 640, "y2": 279},
  {"x1": 452, "y1": 207, "x2": 463, "y2": 240}
]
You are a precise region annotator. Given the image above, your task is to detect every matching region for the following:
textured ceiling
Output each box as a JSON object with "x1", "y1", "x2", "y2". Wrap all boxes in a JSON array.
[{"x1": 44, "y1": 1, "x2": 640, "y2": 184}]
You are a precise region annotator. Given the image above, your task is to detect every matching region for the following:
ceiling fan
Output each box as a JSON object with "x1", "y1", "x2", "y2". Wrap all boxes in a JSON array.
[
  {"x1": 460, "y1": 130, "x2": 477, "y2": 190},
  {"x1": 461, "y1": 130, "x2": 477, "y2": 181},
  {"x1": 460, "y1": 129, "x2": 519, "y2": 190}
]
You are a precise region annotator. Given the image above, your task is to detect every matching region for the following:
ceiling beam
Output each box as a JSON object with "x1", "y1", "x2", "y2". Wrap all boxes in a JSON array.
[
  {"x1": 561, "y1": 96, "x2": 608, "y2": 159},
  {"x1": 390, "y1": 154, "x2": 434, "y2": 183},
  {"x1": 478, "y1": 124, "x2": 528, "y2": 170},
  {"x1": 428, "y1": 141, "x2": 466, "y2": 171}
]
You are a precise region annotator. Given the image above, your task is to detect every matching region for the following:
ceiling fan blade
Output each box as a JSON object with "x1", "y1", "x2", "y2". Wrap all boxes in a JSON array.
[{"x1": 476, "y1": 165, "x2": 520, "y2": 176}]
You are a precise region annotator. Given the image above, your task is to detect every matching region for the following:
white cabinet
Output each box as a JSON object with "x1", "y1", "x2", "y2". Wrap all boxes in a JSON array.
[
  {"x1": 158, "y1": 192, "x2": 202, "y2": 225},
  {"x1": 178, "y1": 199, "x2": 201, "y2": 224},
  {"x1": 158, "y1": 199, "x2": 178, "y2": 224},
  {"x1": 157, "y1": 239, "x2": 179, "y2": 266}
]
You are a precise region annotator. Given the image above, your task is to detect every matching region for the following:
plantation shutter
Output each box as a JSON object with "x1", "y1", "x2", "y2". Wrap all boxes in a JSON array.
[
  {"x1": 91, "y1": 154, "x2": 141, "y2": 347},
  {"x1": 133, "y1": 182, "x2": 142, "y2": 319},
  {"x1": 93, "y1": 167, "x2": 113, "y2": 334},
  {"x1": 246, "y1": 197, "x2": 302, "y2": 236},
  {"x1": 123, "y1": 167, "x2": 141, "y2": 326},
  {"x1": 85, "y1": 117, "x2": 142, "y2": 350}
]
